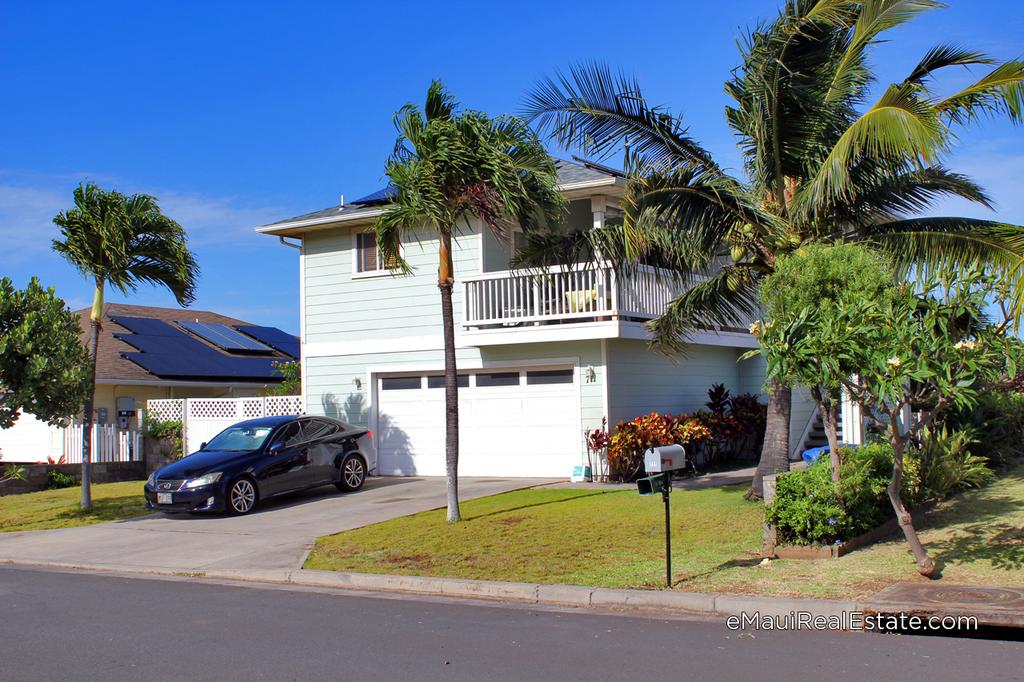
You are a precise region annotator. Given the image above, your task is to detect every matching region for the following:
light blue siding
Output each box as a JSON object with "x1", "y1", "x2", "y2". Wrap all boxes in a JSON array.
[
  {"x1": 605, "y1": 339, "x2": 747, "y2": 426},
  {"x1": 302, "y1": 224, "x2": 481, "y2": 344}
]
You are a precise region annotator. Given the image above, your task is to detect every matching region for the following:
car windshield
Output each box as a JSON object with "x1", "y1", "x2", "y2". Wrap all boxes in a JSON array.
[{"x1": 203, "y1": 425, "x2": 275, "y2": 452}]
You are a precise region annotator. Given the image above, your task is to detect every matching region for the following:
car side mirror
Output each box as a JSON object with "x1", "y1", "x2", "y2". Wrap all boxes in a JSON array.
[
  {"x1": 268, "y1": 441, "x2": 285, "y2": 454},
  {"x1": 200, "y1": 442, "x2": 207, "y2": 451}
]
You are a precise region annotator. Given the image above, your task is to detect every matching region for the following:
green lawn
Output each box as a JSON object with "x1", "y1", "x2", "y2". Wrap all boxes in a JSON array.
[
  {"x1": 0, "y1": 481, "x2": 150, "y2": 532},
  {"x1": 306, "y1": 464, "x2": 1024, "y2": 599}
]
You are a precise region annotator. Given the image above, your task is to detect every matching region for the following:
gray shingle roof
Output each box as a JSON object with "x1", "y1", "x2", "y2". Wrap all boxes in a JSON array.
[{"x1": 261, "y1": 158, "x2": 620, "y2": 230}]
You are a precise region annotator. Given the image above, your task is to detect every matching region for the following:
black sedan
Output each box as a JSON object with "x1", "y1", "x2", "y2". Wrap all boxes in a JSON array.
[{"x1": 144, "y1": 415, "x2": 374, "y2": 515}]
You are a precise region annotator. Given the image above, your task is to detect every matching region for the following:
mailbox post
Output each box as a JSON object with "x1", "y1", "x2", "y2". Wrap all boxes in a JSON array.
[{"x1": 637, "y1": 445, "x2": 687, "y2": 587}]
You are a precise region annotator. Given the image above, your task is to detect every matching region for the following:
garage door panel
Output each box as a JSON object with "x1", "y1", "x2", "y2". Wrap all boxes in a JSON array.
[{"x1": 377, "y1": 368, "x2": 579, "y2": 477}]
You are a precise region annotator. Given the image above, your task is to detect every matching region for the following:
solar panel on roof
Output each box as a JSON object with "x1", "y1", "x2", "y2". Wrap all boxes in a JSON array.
[
  {"x1": 235, "y1": 325, "x2": 300, "y2": 359},
  {"x1": 179, "y1": 321, "x2": 273, "y2": 353}
]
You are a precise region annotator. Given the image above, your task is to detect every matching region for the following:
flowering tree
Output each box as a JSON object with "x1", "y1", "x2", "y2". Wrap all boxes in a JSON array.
[
  {"x1": 840, "y1": 269, "x2": 1011, "y2": 576},
  {"x1": 755, "y1": 250, "x2": 1011, "y2": 576}
]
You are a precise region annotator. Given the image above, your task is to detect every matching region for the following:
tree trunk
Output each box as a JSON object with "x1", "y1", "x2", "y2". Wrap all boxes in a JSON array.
[
  {"x1": 438, "y1": 230, "x2": 461, "y2": 523},
  {"x1": 887, "y1": 415, "x2": 936, "y2": 577},
  {"x1": 82, "y1": 282, "x2": 104, "y2": 512},
  {"x1": 820, "y1": 393, "x2": 842, "y2": 484},
  {"x1": 748, "y1": 378, "x2": 791, "y2": 499}
]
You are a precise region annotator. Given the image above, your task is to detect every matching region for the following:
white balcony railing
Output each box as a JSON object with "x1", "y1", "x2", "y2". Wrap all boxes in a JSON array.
[{"x1": 462, "y1": 262, "x2": 688, "y2": 329}]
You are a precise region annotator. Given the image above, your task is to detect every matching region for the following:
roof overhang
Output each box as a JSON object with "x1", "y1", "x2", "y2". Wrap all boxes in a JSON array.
[
  {"x1": 96, "y1": 378, "x2": 280, "y2": 388},
  {"x1": 254, "y1": 176, "x2": 626, "y2": 237}
]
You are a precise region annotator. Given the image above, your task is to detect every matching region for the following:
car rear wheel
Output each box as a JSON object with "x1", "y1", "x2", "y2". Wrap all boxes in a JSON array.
[
  {"x1": 336, "y1": 454, "x2": 366, "y2": 492},
  {"x1": 227, "y1": 477, "x2": 258, "y2": 515}
]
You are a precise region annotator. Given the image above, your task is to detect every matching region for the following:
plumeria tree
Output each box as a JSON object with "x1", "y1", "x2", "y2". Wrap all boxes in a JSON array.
[{"x1": 756, "y1": 250, "x2": 1012, "y2": 576}]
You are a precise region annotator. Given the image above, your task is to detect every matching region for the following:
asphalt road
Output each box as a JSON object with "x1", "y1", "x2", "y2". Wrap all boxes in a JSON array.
[{"x1": 1, "y1": 567, "x2": 1021, "y2": 682}]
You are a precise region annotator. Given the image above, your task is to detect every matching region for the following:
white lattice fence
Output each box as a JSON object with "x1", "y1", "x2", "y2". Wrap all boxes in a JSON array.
[
  {"x1": 147, "y1": 396, "x2": 304, "y2": 456},
  {"x1": 146, "y1": 399, "x2": 183, "y2": 422}
]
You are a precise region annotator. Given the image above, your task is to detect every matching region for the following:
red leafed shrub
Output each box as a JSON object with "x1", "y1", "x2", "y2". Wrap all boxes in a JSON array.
[{"x1": 608, "y1": 413, "x2": 711, "y2": 481}]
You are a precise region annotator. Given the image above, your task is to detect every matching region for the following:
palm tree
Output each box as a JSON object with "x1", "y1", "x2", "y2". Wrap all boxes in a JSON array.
[
  {"x1": 524, "y1": 0, "x2": 1024, "y2": 503},
  {"x1": 377, "y1": 81, "x2": 564, "y2": 522},
  {"x1": 53, "y1": 183, "x2": 199, "y2": 511}
]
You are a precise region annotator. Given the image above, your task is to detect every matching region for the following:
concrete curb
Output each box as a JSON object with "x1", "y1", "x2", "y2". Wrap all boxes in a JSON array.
[{"x1": 0, "y1": 558, "x2": 858, "y2": 622}]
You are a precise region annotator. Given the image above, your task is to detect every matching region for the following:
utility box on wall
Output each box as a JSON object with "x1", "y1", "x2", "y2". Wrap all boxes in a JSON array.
[{"x1": 116, "y1": 396, "x2": 136, "y2": 430}]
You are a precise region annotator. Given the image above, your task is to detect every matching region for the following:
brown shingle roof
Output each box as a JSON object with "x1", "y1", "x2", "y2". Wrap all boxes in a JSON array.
[{"x1": 77, "y1": 303, "x2": 294, "y2": 384}]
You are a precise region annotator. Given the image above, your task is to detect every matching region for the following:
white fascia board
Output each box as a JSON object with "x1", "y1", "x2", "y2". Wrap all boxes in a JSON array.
[
  {"x1": 255, "y1": 208, "x2": 385, "y2": 236},
  {"x1": 303, "y1": 325, "x2": 756, "y2": 358}
]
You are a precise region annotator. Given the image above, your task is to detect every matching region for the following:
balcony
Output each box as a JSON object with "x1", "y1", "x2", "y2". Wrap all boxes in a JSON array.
[{"x1": 460, "y1": 262, "x2": 754, "y2": 347}]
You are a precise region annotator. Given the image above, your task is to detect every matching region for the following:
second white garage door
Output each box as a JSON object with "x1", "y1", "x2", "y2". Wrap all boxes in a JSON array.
[{"x1": 375, "y1": 367, "x2": 580, "y2": 477}]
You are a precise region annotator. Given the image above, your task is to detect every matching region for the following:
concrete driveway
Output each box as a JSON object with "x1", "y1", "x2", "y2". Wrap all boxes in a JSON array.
[{"x1": 0, "y1": 477, "x2": 554, "y2": 575}]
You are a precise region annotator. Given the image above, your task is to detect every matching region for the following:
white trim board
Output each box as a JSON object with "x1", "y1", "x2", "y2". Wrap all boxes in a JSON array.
[{"x1": 303, "y1": 326, "x2": 756, "y2": 358}]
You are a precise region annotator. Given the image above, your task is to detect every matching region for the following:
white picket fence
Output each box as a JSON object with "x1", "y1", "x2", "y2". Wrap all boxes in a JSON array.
[
  {"x1": 147, "y1": 396, "x2": 304, "y2": 456},
  {"x1": 60, "y1": 424, "x2": 143, "y2": 464},
  {"x1": 0, "y1": 413, "x2": 142, "y2": 464}
]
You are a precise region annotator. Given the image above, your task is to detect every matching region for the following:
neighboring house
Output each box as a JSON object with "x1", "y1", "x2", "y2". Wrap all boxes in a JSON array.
[
  {"x1": 81, "y1": 303, "x2": 300, "y2": 421},
  {"x1": 258, "y1": 158, "x2": 807, "y2": 478},
  {"x1": 0, "y1": 303, "x2": 299, "y2": 462}
]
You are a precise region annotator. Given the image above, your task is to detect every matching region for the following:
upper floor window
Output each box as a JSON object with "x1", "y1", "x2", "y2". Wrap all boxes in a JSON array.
[{"x1": 354, "y1": 231, "x2": 400, "y2": 276}]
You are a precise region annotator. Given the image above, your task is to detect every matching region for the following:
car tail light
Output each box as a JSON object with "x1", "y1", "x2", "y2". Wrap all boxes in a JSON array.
[{"x1": 366, "y1": 430, "x2": 373, "y2": 440}]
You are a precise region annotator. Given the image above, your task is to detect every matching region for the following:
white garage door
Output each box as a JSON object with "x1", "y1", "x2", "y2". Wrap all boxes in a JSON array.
[{"x1": 375, "y1": 367, "x2": 580, "y2": 477}]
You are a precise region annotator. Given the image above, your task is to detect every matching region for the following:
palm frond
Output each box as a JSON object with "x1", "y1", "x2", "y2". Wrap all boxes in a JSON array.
[
  {"x1": 904, "y1": 44, "x2": 994, "y2": 85},
  {"x1": 801, "y1": 82, "x2": 947, "y2": 207},
  {"x1": 523, "y1": 62, "x2": 716, "y2": 170},
  {"x1": 647, "y1": 266, "x2": 762, "y2": 354},
  {"x1": 826, "y1": 0, "x2": 944, "y2": 102},
  {"x1": 823, "y1": 164, "x2": 992, "y2": 227},
  {"x1": 858, "y1": 217, "x2": 1024, "y2": 284},
  {"x1": 934, "y1": 60, "x2": 1024, "y2": 126},
  {"x1": 424, "y1": 79, "x2": 457, "y2": 122}
]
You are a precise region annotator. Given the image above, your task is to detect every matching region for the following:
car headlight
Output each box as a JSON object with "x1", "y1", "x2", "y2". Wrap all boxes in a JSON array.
[
  {"x1": 146, "y1": 473, "x2": 156, "y2": 487},
  {"x1": 184, "y1": 472, "x2": 223, "y2": 489}
]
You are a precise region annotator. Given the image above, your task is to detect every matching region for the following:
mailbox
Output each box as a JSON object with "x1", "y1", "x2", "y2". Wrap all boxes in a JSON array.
[{"x1": 644, "y1": 444, "x2": 687, "y2": 474}]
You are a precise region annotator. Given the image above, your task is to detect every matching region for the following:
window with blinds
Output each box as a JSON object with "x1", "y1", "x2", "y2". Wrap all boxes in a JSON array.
[
  {"x1": 355, "y1": 232, "x2": 399, "y2": 273},
  {"x1": 356, "y1": 232, "x2": 379, "y2": 272}
]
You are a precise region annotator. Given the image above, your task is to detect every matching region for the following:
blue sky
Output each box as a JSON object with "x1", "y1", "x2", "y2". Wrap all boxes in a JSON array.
[{"x1": 2, "y1": 1, "x2": 1021, "y2": 335}]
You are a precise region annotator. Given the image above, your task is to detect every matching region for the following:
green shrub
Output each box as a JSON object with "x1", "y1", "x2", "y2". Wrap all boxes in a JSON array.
[
  {"x1": 943, "y1": 392, "x2": 1024, "y2": 466},
  {"x1": 141, "y1": 415, "x2": 183, "y2": 459},
  {"x1": 46, "y1": 469, "x2": 77, "y2": 489},
  {"x1": 766, "y1": 442, "x2": 920, "y2": 546},
  {"x1": 920, "y1": 426, "x2": 994, "y2": 498}
]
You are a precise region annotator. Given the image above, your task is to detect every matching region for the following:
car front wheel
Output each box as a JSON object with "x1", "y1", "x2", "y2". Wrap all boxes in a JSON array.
[
  {"x1": 336, "y1": 454, "x2": 366, "y2": 492},
  {"x1": 227, "y1": 478, "x2": 258, "y2": 515}
]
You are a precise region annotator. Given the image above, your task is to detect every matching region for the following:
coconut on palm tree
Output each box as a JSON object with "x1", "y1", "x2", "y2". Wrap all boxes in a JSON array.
[
  {"x1": 524, "y1": 0, "x2": 1024, "y2": 501},
  {"x1": 376, "y1": 81, "x2": 564, "y2": 522},
  {"x1": 53, "y1": 183, "x2": 199, "y2": 511}
]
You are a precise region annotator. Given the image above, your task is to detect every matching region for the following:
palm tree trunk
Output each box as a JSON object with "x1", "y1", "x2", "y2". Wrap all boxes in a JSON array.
[
  {"x1": 748, "y1": 378, "x2": 791, "y2": 499},
  {"x1": 438, "y1": 229, "x2": 461, "y2": 523},
  {"x1": 82, "y1": 282, "x2": 104, "y2": 512}
]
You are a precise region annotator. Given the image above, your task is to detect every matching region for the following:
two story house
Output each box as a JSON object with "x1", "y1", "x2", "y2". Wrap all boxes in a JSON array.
[{"x1": 258, "y1": 159, "x2": 806, "y2": 478}]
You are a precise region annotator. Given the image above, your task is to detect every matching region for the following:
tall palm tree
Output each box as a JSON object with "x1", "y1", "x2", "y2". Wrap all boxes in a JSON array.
[
  {"x1": 53, "y1": 183, "x2": 199, "y2": 511},
  {"x1": 377, "y1": 81, "x2": 564, "y2": 522},
  {"x1": 524, "y1": 0, "x2": 1024, "y2": 500}
]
